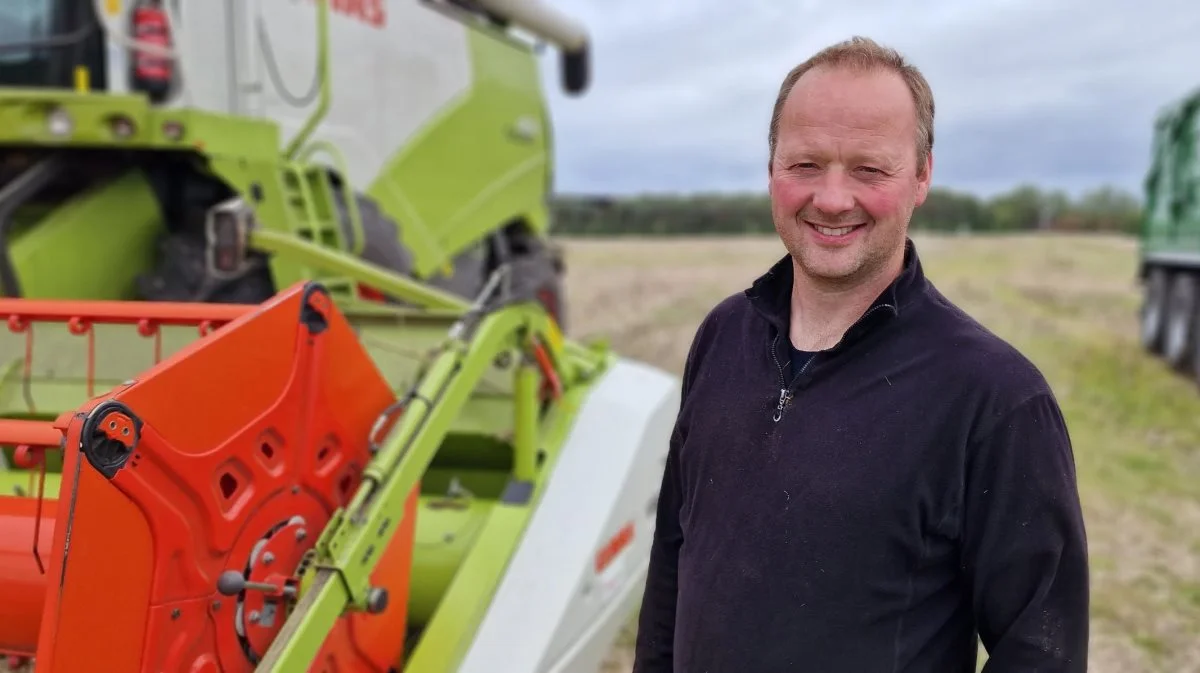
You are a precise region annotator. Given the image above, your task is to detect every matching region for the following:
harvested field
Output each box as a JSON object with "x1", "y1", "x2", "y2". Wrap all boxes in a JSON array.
[{"x1": 575, "y1": 233, "x2": 1200, "y2": 673}]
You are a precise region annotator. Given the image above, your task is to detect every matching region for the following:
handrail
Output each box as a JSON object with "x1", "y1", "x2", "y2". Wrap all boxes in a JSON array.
[
  {"x1": 284, "y1": 0, "x2": 332, "y2": 160},
  {"x1": 298, "y1": 140, "x2": 366, "y2": 255}
]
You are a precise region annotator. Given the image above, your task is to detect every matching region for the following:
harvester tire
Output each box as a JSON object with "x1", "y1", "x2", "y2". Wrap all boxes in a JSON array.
[
  {"x1": 331, "y1": 185, "x2": 490, "y2": 302},
  {"x1": 135, "y1": 231, "x2": 275, "y2": 304},
  {"x1": 1189, "y1": 306, "x2": 1200, "y2": 388},
  {"x1": 424, "y1": 243, "x2": 490, "y2": 301},
  {"x1": 1163, "y1": 271, "x2": 1198, "y2": 370},
  {"x1": 1141, "y1": 267, "x2": 1168, "y2": 354},
  {"x1": 332, "y1": 186, "x2": 416, "y2": 278}
]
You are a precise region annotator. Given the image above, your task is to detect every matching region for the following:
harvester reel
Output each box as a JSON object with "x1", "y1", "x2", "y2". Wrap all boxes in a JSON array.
[{"x1": 0, "y1": 281, "x2": 415, "y2": 672}]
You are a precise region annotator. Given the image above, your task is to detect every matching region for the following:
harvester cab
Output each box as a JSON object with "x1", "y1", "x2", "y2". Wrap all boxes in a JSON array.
[{"x1": 0, "y1": 2, "x2": 680, "y2": 672}]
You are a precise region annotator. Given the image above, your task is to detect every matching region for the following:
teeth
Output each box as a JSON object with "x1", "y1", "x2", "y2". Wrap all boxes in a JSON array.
[{"x1": 815, "y1": 224, "x2": 856, "y2": 237}]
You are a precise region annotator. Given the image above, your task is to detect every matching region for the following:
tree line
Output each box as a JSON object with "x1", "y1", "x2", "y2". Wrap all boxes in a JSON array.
[{"x1": 549, "y1": 184, "x2": 1144, "y2": 237}]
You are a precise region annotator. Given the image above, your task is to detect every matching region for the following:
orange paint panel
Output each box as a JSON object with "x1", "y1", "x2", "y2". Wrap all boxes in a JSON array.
[
  {"x1": 0, "y1": 496, "x2": 57, "y2": 656},
  {"x1": 34, "y1": 440, "x2": 156, "y2": 673}
]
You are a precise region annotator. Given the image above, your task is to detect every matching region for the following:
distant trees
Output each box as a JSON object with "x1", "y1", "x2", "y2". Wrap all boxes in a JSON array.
[{"x1": 549, "y1": 184, "x2": 1144, "y2": 237}]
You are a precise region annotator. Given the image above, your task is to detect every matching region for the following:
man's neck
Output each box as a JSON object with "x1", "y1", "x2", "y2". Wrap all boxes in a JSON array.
[{"x1": 788, "y1": 251, "x2": 903, "y2": 352}]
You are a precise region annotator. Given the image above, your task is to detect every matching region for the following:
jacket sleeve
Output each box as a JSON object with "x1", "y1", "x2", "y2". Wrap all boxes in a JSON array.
[
  {"x1": 630, "y1": 421, "x2": 686, "y2": 672},
  {"x1": 963, "y1": 392, "x2": 1089, "y2": 672},
  {"x1": 631, "y1": 317, "x2": 709, "y2": 673}
]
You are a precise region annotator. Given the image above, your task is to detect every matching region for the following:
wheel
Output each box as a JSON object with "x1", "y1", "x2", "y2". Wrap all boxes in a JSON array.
[
  {"x1": 331, "y1": 184, "x2": 488, "y2": 303},
  {"x1": 1188, "y1": 302, "x2": 1200, "y2": 387},
  {"x1": 331, "y1": 185, "x2": 416, "y2": 278},
  {"x1": 136, "y1": 231, "x2": 275, "y2": 304},
  {"x1": 1162, "y1": 271, "x2": 1197, "y2": 370},
  {"x1": 1141, "y1": 267, "x2": 1168, "y2": 353}
]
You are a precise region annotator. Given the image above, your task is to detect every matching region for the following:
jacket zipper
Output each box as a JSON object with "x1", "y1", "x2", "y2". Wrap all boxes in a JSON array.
[
  {"x1": 770, "y1": 302, "x2": 896, "y2": 423},
  {"x1": 771, "y1": 332, "x2": 811, "y2": 422}
]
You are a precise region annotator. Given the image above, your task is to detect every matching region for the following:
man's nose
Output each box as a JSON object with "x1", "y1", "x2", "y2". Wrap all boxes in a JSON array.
[{"x1": 810, "y1": 171, "x2": 856, "y2": 214}]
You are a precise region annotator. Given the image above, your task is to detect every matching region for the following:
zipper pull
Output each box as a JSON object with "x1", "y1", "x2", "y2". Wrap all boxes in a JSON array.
[{"x1": 773, "y1": 388, "x2": 791, "y2": 422}]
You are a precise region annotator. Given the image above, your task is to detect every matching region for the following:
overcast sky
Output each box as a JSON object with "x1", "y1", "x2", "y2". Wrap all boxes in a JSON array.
[{"x1": 538, "y1": 0, "x2": 1200, "y2": 200}]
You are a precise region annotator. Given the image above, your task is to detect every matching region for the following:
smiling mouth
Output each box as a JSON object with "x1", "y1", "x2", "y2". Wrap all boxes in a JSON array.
[{"x1": 806, "y1": 221, "x2": 864, "y2": 237}]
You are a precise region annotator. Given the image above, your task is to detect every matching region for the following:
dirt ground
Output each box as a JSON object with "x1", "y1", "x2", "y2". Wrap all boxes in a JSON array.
[{"x1": 566, "y1": 233, "x2": 1200, "y2": 673}]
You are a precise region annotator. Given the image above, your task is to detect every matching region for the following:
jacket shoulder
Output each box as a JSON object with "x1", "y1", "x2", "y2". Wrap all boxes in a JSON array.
[
  {"x1": 915, "y1": 286, "x2": 1059, "y2": 432},
  {"x1": 677, "y1": 291, "x2": 754, "y2": 393}
]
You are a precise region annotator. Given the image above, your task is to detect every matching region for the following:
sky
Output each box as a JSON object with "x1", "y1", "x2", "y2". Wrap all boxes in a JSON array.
[{"x1": 537, "y1": 0, "x2": 1200, "y2": 200}]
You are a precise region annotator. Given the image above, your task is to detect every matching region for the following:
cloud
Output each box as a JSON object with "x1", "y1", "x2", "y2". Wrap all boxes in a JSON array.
[{"x1": 538, "y1": 0, "x2": 1200, "y2": 198}]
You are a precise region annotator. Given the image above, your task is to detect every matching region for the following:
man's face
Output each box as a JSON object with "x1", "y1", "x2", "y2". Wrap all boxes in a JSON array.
[{"x1": 768, "y1": 65, "x2": 931, "y2": 289}]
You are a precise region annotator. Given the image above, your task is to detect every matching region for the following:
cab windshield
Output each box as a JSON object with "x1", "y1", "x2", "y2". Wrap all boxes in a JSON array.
[{"x1": 0, "y1": 0, "x2": 107, "y2": 89}]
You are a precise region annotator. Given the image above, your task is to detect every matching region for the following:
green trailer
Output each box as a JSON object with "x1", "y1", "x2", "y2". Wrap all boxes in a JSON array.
[{"x1": 1139, "y1": 85, "x2": 1200, "y2": 380}]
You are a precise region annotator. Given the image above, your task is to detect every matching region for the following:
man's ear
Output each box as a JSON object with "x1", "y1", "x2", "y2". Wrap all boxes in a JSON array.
[{"x1": 914, "y1": 151, "x2": 933, "y2": 207}]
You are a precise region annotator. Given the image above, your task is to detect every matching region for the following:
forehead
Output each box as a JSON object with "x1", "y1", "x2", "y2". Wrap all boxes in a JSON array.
[{"x1": 777, "y1": 65, "x2": 918, "y2": 153}]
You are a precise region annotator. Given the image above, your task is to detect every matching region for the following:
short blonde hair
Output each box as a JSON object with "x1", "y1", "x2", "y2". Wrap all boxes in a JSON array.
[{"x1": 768, "y1": 36, "x2": 935, "y2": 176}]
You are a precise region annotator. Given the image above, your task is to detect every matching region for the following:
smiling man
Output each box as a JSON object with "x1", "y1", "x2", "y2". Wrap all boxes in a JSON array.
[{"x1": 632, "y1": 37, "x2": 1090, "y2": 672}]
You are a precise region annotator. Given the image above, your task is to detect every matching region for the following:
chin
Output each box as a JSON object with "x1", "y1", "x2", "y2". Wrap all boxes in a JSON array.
[{"x1": 791, "y1": 242, "x2": 873, "y2": 280}]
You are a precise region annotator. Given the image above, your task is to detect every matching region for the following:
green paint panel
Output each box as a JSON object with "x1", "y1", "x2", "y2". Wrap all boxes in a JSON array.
[
  {"x1": 366, "y1": 28, "x2": 552, "y2": 279},
  {"x1": 10, "y1": 170, "x2": 161, "y2": 299},
  {"x1": 407, "y1": 495, "x2": 496, "y2": 624},
  {"x1": 0, "y1": 89, "x2": 281, "y2": 158},
  {"x1": 402, "y1": 365, "x2": 598, "y2": 671}
]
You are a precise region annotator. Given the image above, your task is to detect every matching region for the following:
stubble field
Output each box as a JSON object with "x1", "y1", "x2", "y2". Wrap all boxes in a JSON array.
[{"x1": 568, "y1": 233, "x2": 1200, "y2": 673}]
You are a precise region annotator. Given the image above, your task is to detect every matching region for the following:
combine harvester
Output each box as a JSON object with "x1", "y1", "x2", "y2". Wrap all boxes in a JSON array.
[{"x1": 0, "y1": 0, "x2": 679, "y2": 671}]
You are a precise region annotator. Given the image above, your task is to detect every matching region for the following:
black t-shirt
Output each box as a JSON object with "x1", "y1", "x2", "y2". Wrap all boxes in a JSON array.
[{"x1": 789, "y1": 341, "x2": 814, "y2": 377}]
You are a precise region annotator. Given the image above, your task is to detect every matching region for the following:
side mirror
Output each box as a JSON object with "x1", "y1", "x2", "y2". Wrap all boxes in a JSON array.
[{"x1": 562, "y1": 47, "x2": 589, "y2": 95}]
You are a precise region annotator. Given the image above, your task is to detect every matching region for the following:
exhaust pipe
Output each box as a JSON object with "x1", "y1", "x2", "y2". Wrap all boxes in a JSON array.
[{"x1": 468, "y1": 0, "x2": 591, "y2": 95}]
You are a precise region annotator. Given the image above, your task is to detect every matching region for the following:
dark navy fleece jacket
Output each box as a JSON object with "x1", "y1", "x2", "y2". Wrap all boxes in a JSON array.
[{"x1": 633, "y1": 239, "x2": 1089, "y2": 673}]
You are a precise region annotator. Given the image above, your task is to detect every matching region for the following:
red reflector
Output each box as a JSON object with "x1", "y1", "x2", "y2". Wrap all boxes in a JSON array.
[{"x1": 595, "y1": 522, "x2": 635, "y2": 573}]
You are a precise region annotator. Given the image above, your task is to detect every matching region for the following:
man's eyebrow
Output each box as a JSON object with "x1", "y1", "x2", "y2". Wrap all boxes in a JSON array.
[{"x1": 777, "y1": 149, "x2": 900, "y2": 166}]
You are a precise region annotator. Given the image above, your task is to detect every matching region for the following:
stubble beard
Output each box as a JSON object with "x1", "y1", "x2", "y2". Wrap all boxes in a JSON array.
[{"x1": 776, "y1": 210, "x2": 911, "y2": 293}]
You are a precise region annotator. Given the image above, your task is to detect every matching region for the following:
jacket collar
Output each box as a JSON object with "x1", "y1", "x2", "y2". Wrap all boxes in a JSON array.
[{"x1": 744, "y1": 237, "x2": 929, "y2": 349}]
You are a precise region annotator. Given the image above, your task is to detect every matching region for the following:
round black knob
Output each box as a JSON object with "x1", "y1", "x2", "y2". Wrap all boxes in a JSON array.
[{"x1": 217, "y1": 570, "x2": 246, "y2": 596}]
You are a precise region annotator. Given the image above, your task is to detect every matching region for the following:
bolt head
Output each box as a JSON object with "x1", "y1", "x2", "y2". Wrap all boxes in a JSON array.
[{"x1": 366, "y1": 586, "x2": 389, "y2": 614}]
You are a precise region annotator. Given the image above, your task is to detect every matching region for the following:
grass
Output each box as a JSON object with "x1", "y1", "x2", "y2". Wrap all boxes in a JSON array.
[{"x1": 567, "y1": 232, "x2": 1200, "y2": 673}]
